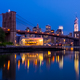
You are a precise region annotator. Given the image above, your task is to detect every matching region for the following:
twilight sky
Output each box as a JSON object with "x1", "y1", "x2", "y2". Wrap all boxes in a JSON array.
[{"x1": 0, "y1": 0, "x2": 80, "y2": 34}]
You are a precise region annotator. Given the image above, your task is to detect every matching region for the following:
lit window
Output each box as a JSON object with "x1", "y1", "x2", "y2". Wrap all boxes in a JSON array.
[{"x1": 75, "y1": 34, "x2": 76, "y2": 38}]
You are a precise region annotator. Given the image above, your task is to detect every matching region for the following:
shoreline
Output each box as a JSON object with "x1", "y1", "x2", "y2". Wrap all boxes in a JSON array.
[{"x1": 0, "y1": 46, "x2": 64, "y2": 53}]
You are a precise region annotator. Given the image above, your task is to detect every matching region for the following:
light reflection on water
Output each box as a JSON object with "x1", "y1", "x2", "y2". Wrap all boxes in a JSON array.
[{"x1": 0, "y1": 50, "x2": 80, "y2": 80}]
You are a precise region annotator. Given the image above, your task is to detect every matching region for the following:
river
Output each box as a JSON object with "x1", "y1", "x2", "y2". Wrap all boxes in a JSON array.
[{"x1": 0, "y1": 49, "x2": 80, "y2": 80}]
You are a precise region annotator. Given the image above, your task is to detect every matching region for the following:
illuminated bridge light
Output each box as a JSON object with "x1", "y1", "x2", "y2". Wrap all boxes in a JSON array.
[
  {"x1": 18, "y1": 30, "x2": 20, "y2": 31},
  {"x1": 35, "y1": 32, "x2": 37, "y2": 33},
  {"x1": 57, "y1": 34, "x2": 59, "y2": 36},
  {"x1": 71, "y1": 47, "x2": 73, "y2": 51},
  {"x1": 47, "y1": 33, "x2": 49, "y2": 34},
  {"x1": 8, "y1": 29, "x2": 10, "y2": 31},
  {"x1": 52, "y1": 34, "x2": 54, "y2": 35},
  {"x1": 27, "y1": 31, "x2": 29, "y2": 32},
  {"x1": 15, "y1": 54, "x2": 16, "y2": 58}
]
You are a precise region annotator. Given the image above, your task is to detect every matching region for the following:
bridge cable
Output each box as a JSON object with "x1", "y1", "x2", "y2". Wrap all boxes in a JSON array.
[{"x1": 16, "y1": 14, "x2": 36, "y2": 27}]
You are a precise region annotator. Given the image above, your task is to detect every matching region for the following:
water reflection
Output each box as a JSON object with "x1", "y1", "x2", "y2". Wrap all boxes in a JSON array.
[
  {"x1": 59, "y1": 56, "x2": 63, "y2": 69},
  {"x1": 2, "y1": 54, "x2": 16, "y2": 80},
  {"x1": 74, "y1": 51, "x2": 79, "y2": 76},
  {"x1": 0, "y1": 50, "x2": 80, "y2": 80}
]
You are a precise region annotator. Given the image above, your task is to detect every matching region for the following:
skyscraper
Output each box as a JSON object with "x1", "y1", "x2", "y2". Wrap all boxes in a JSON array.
[
  {"x1": 74, "y1": 17, "x2": 79, "y2": 32},
  {"x1": 46, "y1": 25, "x2": 51, "y2": 33},
  {"x1": 43, "y1": 25, "x2": 51, "y2": 43},
  {"x1": 59, "y1": 26, "x2": 63, "y2": 34}
]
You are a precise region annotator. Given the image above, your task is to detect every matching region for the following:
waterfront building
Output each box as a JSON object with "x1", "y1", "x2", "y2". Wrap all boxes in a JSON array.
[
  {"x1": 20, "y1": 37, "x2": 43, "y2": 46},
  {"x1": 74, "y1": 17, "x2": 79, "y2": 32}
]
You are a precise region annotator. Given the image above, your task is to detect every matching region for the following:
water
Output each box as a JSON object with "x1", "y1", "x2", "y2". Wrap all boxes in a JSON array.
[{"x1": 0, "y1": 50, "x2": 80, "y2": 80}]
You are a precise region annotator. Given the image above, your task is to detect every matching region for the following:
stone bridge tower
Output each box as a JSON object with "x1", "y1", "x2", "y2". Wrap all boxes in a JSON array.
[{"x1": 2, "y1": 11, "x2": 16, "y2": 45}]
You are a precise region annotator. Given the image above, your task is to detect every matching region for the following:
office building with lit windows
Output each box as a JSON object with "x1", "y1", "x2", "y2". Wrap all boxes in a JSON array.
[
  {"x1": 46, "y1": 25, "x2": 51, "y2": 32},
  {"x1": 43, "y1": 25, "x2": 55, "y2": 44},
  {"x1": 56, "y1": 28, "x2": 63, "y2": 43},
  {"x1": 43, "y1": 25, "x2": 51, "y2": 43}
]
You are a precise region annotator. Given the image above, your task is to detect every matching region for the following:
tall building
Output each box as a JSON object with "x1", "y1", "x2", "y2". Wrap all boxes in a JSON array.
[
  {"x1": 59, "y1": 26, "x2": 63, "y2": 34},
  {"x1": 46, "y1": 25, "x2": 51, "y2": 33},
  {"x1": 74, "y1": 17, "x2": 79, "y2": 32},
  {"x1": 43, "y1": 25, "x2": 51, "y2": 43},
  {"x1": 26, "y1": 27, "x2": 31, "y2": 32},
  {"x1": 33, "y1": 27, "x2": 37, "y2": 32},
  {"x1": 33, "y1": 24, "x2": 41, "y2": 32},
  {"x1": 56, "y1": 29, "x2": 62, "y2": 35},
  {"x1": 56, "y1": 28, "x2": 63, "y2": 43},
  {"x1": 32, "y1": 24, "x2": 42, "y2": 37}
]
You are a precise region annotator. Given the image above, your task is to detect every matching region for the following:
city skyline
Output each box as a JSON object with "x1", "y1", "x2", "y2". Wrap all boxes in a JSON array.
[{"x1": 0, "y1": 0, "x2": 80, "y2": 35}]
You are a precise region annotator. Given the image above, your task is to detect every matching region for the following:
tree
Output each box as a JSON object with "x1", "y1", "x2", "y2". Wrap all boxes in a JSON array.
[{"x1": 0, "y1": 27, "x2": 5, "y2": 43}]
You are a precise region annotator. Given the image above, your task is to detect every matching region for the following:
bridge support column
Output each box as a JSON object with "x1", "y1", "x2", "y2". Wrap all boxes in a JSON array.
[
  {"x1": 9, "y1": 32, "x2": 16, "y2": 45},
  {"x1": 2, "y1": 11, "x2": 16, "y2": 45}
]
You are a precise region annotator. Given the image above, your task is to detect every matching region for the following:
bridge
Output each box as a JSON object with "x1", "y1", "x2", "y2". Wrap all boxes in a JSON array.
[{"x1": 0, "y1": 11, "x2": 79, "y2": 46}]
